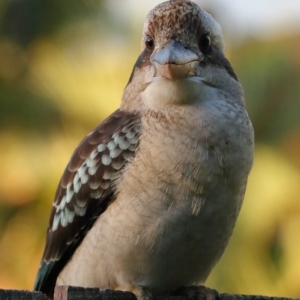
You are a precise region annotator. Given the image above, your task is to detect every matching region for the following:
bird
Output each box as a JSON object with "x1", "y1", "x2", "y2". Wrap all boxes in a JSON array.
[{"x1": 34, "y1": 0, "x2": 254, "y2": 299}]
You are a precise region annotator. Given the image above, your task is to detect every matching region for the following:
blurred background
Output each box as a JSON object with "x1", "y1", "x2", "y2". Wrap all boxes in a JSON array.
[{"x1": 0, "y1": 0, "x2": 300, "y2": 297}]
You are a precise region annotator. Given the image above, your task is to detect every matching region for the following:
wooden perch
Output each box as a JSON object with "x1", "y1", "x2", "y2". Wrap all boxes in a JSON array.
[
  {"x1": 0, "y1": 289, "x2": 48, "y2": 300},
  {"x1": 0, "y1": 286, "x2": 299, "y2": 300}
]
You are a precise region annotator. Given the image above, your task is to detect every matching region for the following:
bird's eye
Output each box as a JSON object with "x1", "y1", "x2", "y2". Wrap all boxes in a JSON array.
[
  {"x1": 145, "y1": 35, "x2": 155, "y2": 51},
  {"x1": 198, "y1": 33, "x2": 211, "y2": 54}
]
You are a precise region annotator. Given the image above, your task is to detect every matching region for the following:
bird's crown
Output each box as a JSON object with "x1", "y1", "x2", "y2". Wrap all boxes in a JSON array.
[{"x1": 143, "y1": 0, "x2": 224, "y2": 51}]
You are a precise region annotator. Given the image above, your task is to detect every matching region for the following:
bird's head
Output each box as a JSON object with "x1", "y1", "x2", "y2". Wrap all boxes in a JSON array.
[{"x1": 122, "y1": 0, "x2": 244, "y2": 110}]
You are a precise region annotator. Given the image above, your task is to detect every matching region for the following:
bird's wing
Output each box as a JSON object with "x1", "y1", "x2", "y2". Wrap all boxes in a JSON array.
[{"x1": 34, "y1": 109, "x2": 141, "y2": 297}]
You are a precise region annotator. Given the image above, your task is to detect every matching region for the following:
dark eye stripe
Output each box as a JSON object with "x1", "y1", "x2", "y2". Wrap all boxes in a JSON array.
[
  {"x1": 201, "y1": 45, "x2": 238, "y2": 82},
  {"x1": 126, "y1": 48, "x2": 152, "y2": 86}
]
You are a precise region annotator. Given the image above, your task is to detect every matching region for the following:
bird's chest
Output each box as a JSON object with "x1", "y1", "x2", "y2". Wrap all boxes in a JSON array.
[
  {"x1": 135, "y1": 106, "x2": 243, "y2": 196},
  {"x1": 118, "y1": 105, "x2": 249, "y2": 238}
]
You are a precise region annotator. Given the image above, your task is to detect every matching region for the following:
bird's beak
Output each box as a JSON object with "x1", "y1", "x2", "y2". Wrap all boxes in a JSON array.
[{"x1": 151, "y1": 40, "x2": 200, "y2": 80}]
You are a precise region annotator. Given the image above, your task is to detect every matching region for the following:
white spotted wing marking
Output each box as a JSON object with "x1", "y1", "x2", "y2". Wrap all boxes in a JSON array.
[{"x1": 51, "y1": 112, "x2": 141, "y2": 232}]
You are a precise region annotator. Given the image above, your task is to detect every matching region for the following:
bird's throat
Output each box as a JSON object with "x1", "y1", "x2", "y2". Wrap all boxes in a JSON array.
[{"x1": 143, "y1": 76, "x2": 205, "y2": 107}]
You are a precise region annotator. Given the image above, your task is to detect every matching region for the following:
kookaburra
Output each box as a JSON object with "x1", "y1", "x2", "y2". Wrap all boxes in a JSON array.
[{"x1": 34, "y1": 0, "x2": 254, "y2": 299}]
